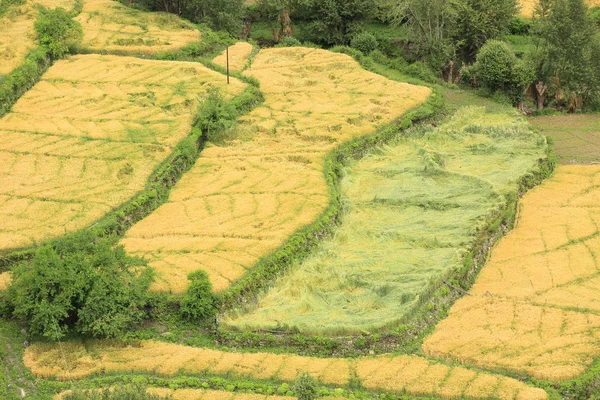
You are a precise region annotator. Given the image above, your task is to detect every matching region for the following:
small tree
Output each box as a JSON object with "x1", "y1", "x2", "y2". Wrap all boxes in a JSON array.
[
  {"x1": 8, "y1": 235, "x2": 153, "y2": 340},
  {"x1": 473, "y1": 40, "x2": 517, "y2": 92},
  {"x1": 293, "y1": 373, "x2": 318, "y2": 400},
  {"x1": 350, "y1": 32, "x2": 378, "y2": 54},
  {"x1": 35, "y1": 8, "x2": 83, "y2": 59},
  {"x1": 180, "y1": 270, "x2": 217, "y2": 322}
]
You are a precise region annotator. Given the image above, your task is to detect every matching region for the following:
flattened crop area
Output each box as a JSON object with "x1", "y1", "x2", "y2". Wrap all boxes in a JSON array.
[
  {"x1": 25, "y1": 340, "x2": 547, "y2": 400},
  {"x1": 226, "y1": 107, "x2": 547, "y2": 334},
  {"x1": 0, "y1": 54, "x2": 245, "y2": 253},
  {"x1": 56, "y1": 388, "x2": 295, "y2": 400},
  {"x1": 530, "y1": 114, "x2": 600, "y2": 164},
  {"x1": 121, "y1": 47, "x2": 431, "y2": 294},
  {"x1": 213, "y1": 42, "x2": 254, "y2": 72},
  {"x1": 423, "y1": 165, "x2": 600, "y2": 381},
  {"x1": 74, "y1": 0, "x2": 201, "y2": 54}
]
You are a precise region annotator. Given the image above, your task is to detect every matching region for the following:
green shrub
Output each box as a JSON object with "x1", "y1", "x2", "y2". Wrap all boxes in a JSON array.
[
  {"x1": 62, "y1": 383, "x2": 169, "y2": 399},
  {"x1": 350, "y1": 32, "x2": 378, "y2": 55},
  {"x1": 473, "y1": 40, "x2": 516, "y2": 91},
  {"x1": 276, "y1": 36, "x2": 302, "y2": 47},
  {"x1": 7, "y1": 233, "x2": 154, "y2": 340},
  {"x1": 293, "y1": 373, "x2": 318, "y2": 400},
  {"x1": 35, "y1": 8, "x2": 83, "y2": 59},
  {"x1": 196, "y1": 87, "x2": 237, "y2": 144},
  {"x1": 508, "y1": 17, "x2": 531, "y2": 35},
  {"x1": 180, "y1": 270, "x2": 216, "y2": 322}
]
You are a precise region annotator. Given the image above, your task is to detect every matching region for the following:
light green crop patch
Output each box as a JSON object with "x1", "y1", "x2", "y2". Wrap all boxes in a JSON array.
[{"x1": 224, "y1": 106, "x2": 548, "y2": 334}]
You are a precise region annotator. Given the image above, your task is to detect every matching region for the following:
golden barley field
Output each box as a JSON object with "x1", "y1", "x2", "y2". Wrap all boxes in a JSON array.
[
  {"x1": 213, "y1": 42, "x2": 254, "y2": 72},
  {"x1": 519, "y1": 0, "x2": 600, "y2": 16},
  {"x1": 74, "y1": 0, "x2": 201, "y2": 55},
  {"x1": 25, "y1": 340, "x2": 547, "y2": 400},
  {"x1": 423, "y1": 165, "x2": 600, "y2": 381},
  {"x1": 121, "y1": 47, "x2": 431, "y2": 294},
  {"x1": 55, "y1": 388, "x2": 294, "y2": 400},
  {"x1": 0, "y1": 54, "x2": 245, "y2": 254},
  {"x1": 0, "y1": 0, "x2": 76, "y2": 75}
]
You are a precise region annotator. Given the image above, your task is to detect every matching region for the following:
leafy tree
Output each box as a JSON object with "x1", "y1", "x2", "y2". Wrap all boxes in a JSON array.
[
  {"x1": 7, "y1": 234, "x2": 154, "y2": 340},
  {"x1": 35, "y1": 8, "x2": 83, "y2": 59},
  {"x1": 532, "y1": 0, "x2": 597, "y2": 111},
  {"x1": 256, "y1": 0, "x2": 309, "y2": 40},
  {"x1": 303, "y1": 0, "x2": 378, "y2": 45},
  {"x1": 350, "y1": 32, "x2": 378, "y2": 54},
  {"x1": 180, "y1": 270, "x2": 216, "y2": 322}
]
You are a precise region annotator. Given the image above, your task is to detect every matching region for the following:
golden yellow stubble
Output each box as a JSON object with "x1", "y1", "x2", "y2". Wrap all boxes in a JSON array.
[{"x1": 213, "y1": 42, "x2": 254, "y2": 72}]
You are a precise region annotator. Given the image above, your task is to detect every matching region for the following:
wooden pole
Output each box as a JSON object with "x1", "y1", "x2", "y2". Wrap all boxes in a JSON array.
[{"x1": 226, "y1": 46, "x2": 230, "y2": 84}]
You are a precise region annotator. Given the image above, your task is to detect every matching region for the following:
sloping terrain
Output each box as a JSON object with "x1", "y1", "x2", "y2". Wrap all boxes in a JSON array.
[
  {"x1": 213, "y1": 42, "x2": 254, "y2": 72},
  {"x1": 424, "y1": 165, "x2": 600, "y2": 381},
  {"x1": 225, "y1": 106, "x2": 547, "y2": 334},
  {"x1": 0, "y1": 54, "x2": 245, "y2": 253},
  {"x1": 120, "y1": 47, "x2": 431, "y2": 294},
  {"x1": 74, "y1": 0, "x2": 200, "y2": 54}
]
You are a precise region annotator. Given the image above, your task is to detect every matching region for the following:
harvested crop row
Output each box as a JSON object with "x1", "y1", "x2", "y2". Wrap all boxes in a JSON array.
[
  {"x1": 55, "y1": 388, "x2": 294, "y2": 400},
  {"x1": 423, "y1": 165, "x2": 600, "y2": 381},
  {"x1": 74, "y1": 0, "x2": 200, "y2": 55},
  {"x1": 121, "y1": 47, "x2": 432, "y2": 294},
  {"x1": 0, "y1": 54, "x2": 245, "y2": 254},
  {"x1": 24, "y1": 340, "x2": 547, "y2": 400},
  {"x1": 0, "y1": 0, "x2": 75, "y2": 75},
  {"x1": 225, "y1": 106, "x2": 548, "y2": 334},
  {"x1": 213, "y1": 42, "x2": 254, "y2": 72}
]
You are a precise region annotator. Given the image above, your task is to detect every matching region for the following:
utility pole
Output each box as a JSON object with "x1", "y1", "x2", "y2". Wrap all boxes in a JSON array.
[{"x1": 226, "y1": 46, "x2": 230, "y2": 84}]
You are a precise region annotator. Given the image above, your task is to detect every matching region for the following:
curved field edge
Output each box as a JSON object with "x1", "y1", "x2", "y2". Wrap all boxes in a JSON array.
[
  {"x1": 0, "y1": 80, "x2": 262, "y2": 274},
  {"x1": 422, "y1": 165, "x2": 600, "y2": 381},
  {"x1": 23, "y1": 340, "x2": 548, "y2": 400}
]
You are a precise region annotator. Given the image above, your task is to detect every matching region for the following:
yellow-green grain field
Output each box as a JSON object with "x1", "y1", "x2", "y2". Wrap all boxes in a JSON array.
[
  {"x1": 225, "y1": 106, "x2": 547, "y2": 334},
  {"x1": 121, "y1": 47, "x2": 431, "y2": 294}
]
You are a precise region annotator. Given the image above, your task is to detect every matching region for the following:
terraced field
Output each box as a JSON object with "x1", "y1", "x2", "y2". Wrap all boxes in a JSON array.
[
  {"x1": 213, "y1": 42, "x2": 254, "y2": 72},
  {"x1": 423, "y1": 165, "x2": 600, "y2": 381},
  {"x1": 74, "y1": 0, "x2": 201, "y2": 54},
  {"x1": 530, "y1": 114, "x2": 600, "y2": 164},
  {"x1": 57, "y1": 388, "x2": 294, "y2": 400},
  {"x1": 0, "y1": 0, "x2": 76, "y2": 75},
  {"x1": 120, "y1": 47, "x2": 431, "y2": 294},
  {"x1": 225, "y1": 106, "x2": 547, "y2": 334},
  {"x1": 0, "y1": 54, "x2": 245, "y2": 254},
  {"x1": 25, "y1": 340, "x2": 548, "y2": 400}
]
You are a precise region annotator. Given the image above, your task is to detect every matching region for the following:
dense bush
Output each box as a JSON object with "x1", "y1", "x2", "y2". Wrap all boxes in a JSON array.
[
  {"x1": 293, "y1": 373, "x2": 318, "y2": 400},
  {"x1": 180, "y1": 270, "x2": 216, "y2": 322},
  {"x1": 276, "y1": 36, "x2": 302, "y2": 47},
  {"x1": 350, "y1": 32, "x2": 378, "y2": 55},
  {"x1": 63, "y1": 383, "x2": 169, "y2": 399},
  {"x1": 508, "y1": 16, "x2": 531, "y2": 35},
  {"x1": 7, "y1": 233, "x2": 154, "y2": 340},
  {"x1": 196, "y1": 87, "x2": 238, "y2": 144},
  {"x1": 35, "y1": 8, "x2": 83, "y2": 59}
]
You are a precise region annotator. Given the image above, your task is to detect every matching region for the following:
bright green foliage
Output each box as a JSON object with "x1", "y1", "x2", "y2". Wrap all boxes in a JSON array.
[
  {"x1": 34, "y1": 8, "x2": 83, "y2": 59},
  {"x1": 473, "y1": 39, "x2": 534, "y2": 105},
  {"x1": 180, "y1": 270, "x2": 216, "y2": 322},
  {"x1": 196, "y1": 87, "x2": 237, "y2": 144},
  {"x1": 293, "y1": 373, "x2": 318, "y2": 400},
  {"x1": 63, "y1": 384, "x2": 169, "y2": 399},
  {"x1": 225, "y1": 106, "x2": 547, "y2": 334},
  {"x1": 350, "y1": 32, "x2": 378, "y2": 54},
  {"x1": 7, "y1": 234, "x2": 154, "y2": 340}
]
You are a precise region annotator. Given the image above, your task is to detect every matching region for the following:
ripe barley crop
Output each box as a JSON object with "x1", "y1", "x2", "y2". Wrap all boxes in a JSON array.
[
  {"x1": 213, "y1": 42, "x2": 254, "y2": 72},
  {"x1": 0, "y1": 54, "x2": 245, "y2": 255},
  {"x1": 56, "y1": 388, "x2": 295, "y2": 400},
  {"x1": 26, "y1": 340, "x2": 547, "y2": 400},
  {"x1": 423, "y1": 165, "x2": 600, "y2": 381},
  {"x1": 121, "y1": 47, "x2": 432, "y2": 294},
  {"x1": 74, "y1": 0, "x2": 201, "y2": 55},
  {"x1": 519, "y1": 0, "x2": 600, "y2": 16}
]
